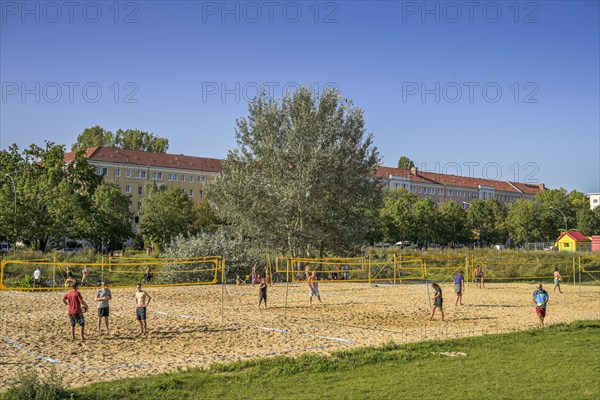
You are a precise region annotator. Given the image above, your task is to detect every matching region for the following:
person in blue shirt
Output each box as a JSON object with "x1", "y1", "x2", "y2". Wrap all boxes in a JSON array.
[
  {"x1": 532, "y1": 284, "x2": 549, "y2": 328},
  {"x1": 454, "y1": 271, "x2": 465, "y2": 306}
]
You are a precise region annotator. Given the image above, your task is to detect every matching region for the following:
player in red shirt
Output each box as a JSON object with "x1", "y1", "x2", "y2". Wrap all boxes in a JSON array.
[{"x1": 62, "y1": 281, "x2": 89, "y2": 341}]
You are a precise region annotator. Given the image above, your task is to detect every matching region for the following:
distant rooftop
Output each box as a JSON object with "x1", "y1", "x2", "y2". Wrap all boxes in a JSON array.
[{"x1": 64, "y1": 147, "x2": 222, "y2": 173}]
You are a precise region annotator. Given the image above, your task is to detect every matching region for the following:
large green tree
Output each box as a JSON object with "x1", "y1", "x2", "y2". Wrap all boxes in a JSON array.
[
  {"x1": 436, "y1": 200, "x2": 470, "y2": 245},
  {"x1": 71, "y1": 126, "x2": 169, "y2": 153},
  {"x1": 410, "y1": 198, "x2": 438, "y2": 244},
  {"x1": 0, "y1": 142, "x2": 138, "y2": 251},
  {"x1": 505, "y1": 200, "x2": 542, "y2": 245},
  {"x1": 192, "y1": 200, "x2": 222, "y2": 234},
  {"x1": 576, "y1": 208, "x2": 600, "y2": 236},
  {"x1": 140, "y1": 185, "x2": 196, "y2": 250},
  {"x1": 466, "y1": 198, "x2": 507, "y2": 245},
  {"x1": 379, "y1": 188, "x2": 418, "y2": 243},
  {"x1": 535, "y1": 188, "x2": 587, "y2": 239},
  {"x1": 209, "y1": 87, "x2": 383, "y2": 257},
  {"x1": 88, "y1": 181, "x2": 133, "y2": 249},
  {"x1": 397, "y1": 156, "x2": 415, "y2": 170}
]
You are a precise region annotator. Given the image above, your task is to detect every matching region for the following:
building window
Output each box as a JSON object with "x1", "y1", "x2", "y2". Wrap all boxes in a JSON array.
[
  {"x1": 198, "y1": 190, "x2": 203, "y2": 199},
  {"x1": 134, "y1": 216, "x2": 140, "y2": 224},
  {"x1": 200, "y1": 175, "x2": 207, "y2": 184},
  {"x1": 126, "y1": 169, "x2": 132, "y2": 178},
  {"x1": 114, "y1": 184, "x2": 120, "y2": 189},
  {"x1": 180, "y1": 175, "x2": 185, "y2": 182},
  {"x1": 138, "y1": 186, "x2": 143, "y2": 195},
  {"x1": 196, "y1": 176, "x2": 202, "y2": 183},
  {"x1": 125, "y1": 185, "x2": 131, "y2": 193},
  {"x1": 96, "y1": 167, "x2": 108, "y2": 176},
  {"x1": 188, "y1": 189, "x2": 193, "y2": 197},
  {"x1": 189, "y1": 175, "x2": 193, "y2": 183},
  {"x1": 564, "y1": 243, "x2": 570, "y2": 248},
  {"x1": 135, "y1": 170, "x2": 147, "y2": 179},
  {"x1": 152, "y1": 172, "x2": 162, "y2": 180},
  {"x1": 168, "y1": 173, "x2": 176, "y2": 181},
  {"x1": 137, "y1": 201, "x2": 142, "y2": 210},
  {"x1": 115, "y1": 168, "x2": 120, "y2": 177},
  {"x1": 180, "y1": 188, "x2": 185, "y2": 194}
]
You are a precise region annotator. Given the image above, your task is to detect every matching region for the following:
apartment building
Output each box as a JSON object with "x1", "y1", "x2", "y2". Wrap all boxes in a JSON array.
[
  {"x1": 66, "y1": 147, "x2": 545, "y2": 229},
  {"x1": 589, "y1": 193, "x2": 600, "y2": 210},
  {"x1": 64, "y1": 147, "x2": 222, "y2": 230},
  {"x1": 375, "y1": 166, "x2": 544, "y2": 207}
]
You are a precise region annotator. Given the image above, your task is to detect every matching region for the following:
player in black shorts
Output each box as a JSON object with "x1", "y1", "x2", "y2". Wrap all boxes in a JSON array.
[{"x1": 258, "y1": 277, "x2": 267, "y2": 309}]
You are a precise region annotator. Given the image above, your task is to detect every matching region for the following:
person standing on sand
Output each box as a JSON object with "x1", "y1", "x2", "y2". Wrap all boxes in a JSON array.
[
  {"x1": 251, "y1": 264, "x2": 258, "y2": 286},
  {"x1": 533, "y1": 284, "x2": 549, "y2": 328},
  {"x1": 33, "y1": 267, "x2": 41, "y2": 288},
  {"x1": 62, "y1": 281, "x2": 88, "y2": 341},
  {"x1": 454, "y1": 271, "x2": 464, "y2": 306},
  {"x1": 429, "y1": 283, "x2": 444, "y2": 321},
  {"x1": 65, "y1": 266, "x2": 75, "y2": 287},
  {"x1": 135, "y1": 284, "x2": 152, "y2": 336},
  {"x1": 308, "y1": 270, "x2": 322, "y2": 305},
  {"x1": 258, "y1": 277, "x2": 268, "y2": 309},
  {"x1": 553, "y1": 268, "x2": 563, "y2": 294},
  {"x1": 81, "y1": 266, "x2": 90, "y2": 285},
  {"x1": 96, "y1": 281, "x2": 112, "y2": 334},
  {"x1": 474, "y1": 265, "x2": 484, "y2": 289}
]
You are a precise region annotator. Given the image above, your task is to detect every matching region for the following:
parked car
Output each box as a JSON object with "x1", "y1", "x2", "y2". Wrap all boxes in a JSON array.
[
  {"x1": 0, "y1": 242, "x2": 14, "y2": 254},
  {"x1": 395, "y1": 241, "x2": 418, "y2": 249}
]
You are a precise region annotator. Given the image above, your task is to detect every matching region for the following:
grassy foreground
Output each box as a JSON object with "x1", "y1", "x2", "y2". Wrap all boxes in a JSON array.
[{"x1": 6, "y1": 320, "x2": 596, "y2": 400}]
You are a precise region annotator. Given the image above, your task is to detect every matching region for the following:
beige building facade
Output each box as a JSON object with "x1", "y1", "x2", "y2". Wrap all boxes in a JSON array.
[{"x1": 65, "y1": 147, "x2": 222, "y2": 231}]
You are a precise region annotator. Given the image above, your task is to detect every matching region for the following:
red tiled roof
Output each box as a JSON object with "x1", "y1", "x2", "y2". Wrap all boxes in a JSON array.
[
  {"x1": 64, "y1": 147, "x2": 222, "y2": 173},
  {"x1": 556, "y1": 231, "x2": 591, "y2": 242},
  {"x1": 376, "y1": 166, "x2": 544, "y2": 195}
]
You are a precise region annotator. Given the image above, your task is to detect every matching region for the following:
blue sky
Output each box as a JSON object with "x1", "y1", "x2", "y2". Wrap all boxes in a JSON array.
[{"x1": 1, "y1": 1, "x2": 599, "y2": 194}]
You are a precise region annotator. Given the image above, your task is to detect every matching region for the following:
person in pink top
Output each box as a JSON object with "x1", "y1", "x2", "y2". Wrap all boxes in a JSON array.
[{"x1": 62, "y1": 281, "x2": 89, "y2": 341}]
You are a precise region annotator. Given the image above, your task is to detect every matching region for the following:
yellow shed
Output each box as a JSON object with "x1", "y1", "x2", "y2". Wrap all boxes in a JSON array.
[{"x1": 555, "y1": 231, "x2": 592, "y2": 252}]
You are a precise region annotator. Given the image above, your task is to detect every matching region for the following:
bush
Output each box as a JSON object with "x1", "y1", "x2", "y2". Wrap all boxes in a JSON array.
[
  {"x1": 163, "y1": 230, "x2": 265, "y2": 283},
  {"x1": 11, "y1": 274, "x2": 34, "y2": 288},
  {"x1": 1, "y1": 368, "x2": 68, "y2": 400}
]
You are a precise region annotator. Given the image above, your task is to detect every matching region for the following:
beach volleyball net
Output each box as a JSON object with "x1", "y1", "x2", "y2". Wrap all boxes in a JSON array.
[{"x1": 0, "y1": 256, "x2": 224, "y2": 290}]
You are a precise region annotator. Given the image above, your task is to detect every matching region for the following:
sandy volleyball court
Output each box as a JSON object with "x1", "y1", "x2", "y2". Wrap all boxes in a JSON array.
[{"x1": 1, "y1": 282, "x2": 599, "y2": 388}]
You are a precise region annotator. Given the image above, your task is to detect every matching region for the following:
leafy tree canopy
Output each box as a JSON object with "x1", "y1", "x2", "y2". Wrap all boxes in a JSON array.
[
  {"x1": 209, "y1": 87, "x2": 383, "y2": 257},
  {"x1": 71, "y1": 126, "x2": 169, "y2": 153},
  {"x1": 397, "y1": 156, "x2": 415, "y2": 170}
]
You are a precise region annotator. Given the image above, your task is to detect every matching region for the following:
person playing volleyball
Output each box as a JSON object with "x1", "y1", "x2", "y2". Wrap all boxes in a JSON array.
[
  {"x1": 81, "y1": 266, "x2": 90, "y2": 285},
  {"x1": 258, "y1": 277, "x2": 268, "y2": 309},
  {"x1": 474, "y1": 265, "x2": 484, "y2": 288},
  {"x1": 135, "y1": 283, "x2": 152, "y2": 336},
  {"x1": 429, "y1": 283, "x2": 444, "y2": 321},
  {"x1": 454, "y1": 271, "x2": 464, "y2": 306},
  {"x1": 96, "y1": 281, "x2": 112, "y2": 334},
  {"x1": 553, "y1": 268, "x2": 563, "y2": 294},
  {"x1": 308, "y1": 270, "x2": 322, "y2": 305},
  {"x1": 532, "y1": 284, "x2": 549, "y2": 328},
  {"x1": 62, "y1": 281, "x2": 88, "y2": 341}
]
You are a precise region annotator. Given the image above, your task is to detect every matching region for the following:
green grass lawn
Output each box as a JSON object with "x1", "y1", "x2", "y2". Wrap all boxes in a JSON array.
[{"x1": 8, "y1": 320, "x2": 595, "y2": 400}]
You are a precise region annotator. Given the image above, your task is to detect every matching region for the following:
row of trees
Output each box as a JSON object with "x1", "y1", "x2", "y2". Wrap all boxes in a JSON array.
[
  {"x1": 71, "y1": 125, "x2": 169, "y2": 153},
  {"x1": 0, "y1": 143, "x2": 218, "y2": 252},
  {"x1": 376, "y1": 187, "x2": 600, "y2": 247},
  {"x1": 0, "y1": 143, "x2": 131, "y2": 251}
]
